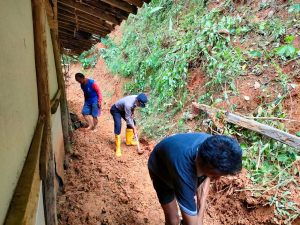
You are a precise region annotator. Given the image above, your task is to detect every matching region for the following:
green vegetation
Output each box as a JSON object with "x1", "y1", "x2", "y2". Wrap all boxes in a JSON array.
[
  {"x1": 62, "y1": 46, "x2": 101, "y2": 69},
  {"x1": 101, "y1": 0, "x2": 246, "y2": 137},
  {"x1": 100, "y1": 0, "x2": 299, "y2": 223}
]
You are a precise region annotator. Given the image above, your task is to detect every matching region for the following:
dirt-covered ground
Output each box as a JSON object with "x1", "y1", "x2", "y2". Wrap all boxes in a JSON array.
[
  {"x1": 57, "y1": 57, "x2": 164, "y2": 224},
  {"x1": 57, "y1": 56, "x2": 299, "y2": 225},
  {"x1": 57, "y1": 16, "x2": 300, "y2": 223}
]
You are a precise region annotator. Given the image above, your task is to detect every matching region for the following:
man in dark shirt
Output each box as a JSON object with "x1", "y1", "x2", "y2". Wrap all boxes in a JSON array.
[{"x1": 148, "y1": 133, "x2": 242, "y2": 225}]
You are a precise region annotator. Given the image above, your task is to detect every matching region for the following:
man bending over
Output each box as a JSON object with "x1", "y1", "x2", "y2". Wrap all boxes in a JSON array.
[{"x1": 148, "y1": 133, "x2": 242, "y2": 225}]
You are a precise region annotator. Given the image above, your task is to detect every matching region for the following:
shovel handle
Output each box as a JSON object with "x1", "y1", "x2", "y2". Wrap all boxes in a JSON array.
[{"x1": 134, "y1": 133, "x2": 143, "y2": 154}]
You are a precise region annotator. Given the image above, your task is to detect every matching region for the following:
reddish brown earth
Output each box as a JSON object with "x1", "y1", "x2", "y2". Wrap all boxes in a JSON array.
[
  {"x1": 57, "y1": 57, "x2": 296, "y2": 225},
  {"x1": 57, "y1": 59, "x2": 163, "y2": 225},
  {"x1": 57, "y1": 6, "x2": 300, "y2": 223}
]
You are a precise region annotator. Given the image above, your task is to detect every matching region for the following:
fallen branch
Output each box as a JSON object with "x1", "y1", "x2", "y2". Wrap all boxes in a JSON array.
[{"x1": 192, "y1": 103, "x2": 300, "y2": 150}]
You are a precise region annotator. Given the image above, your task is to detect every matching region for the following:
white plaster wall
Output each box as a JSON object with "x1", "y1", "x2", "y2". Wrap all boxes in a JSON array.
[{"x1": 0, "y1": 0, "x2": 39, "y2": 224}]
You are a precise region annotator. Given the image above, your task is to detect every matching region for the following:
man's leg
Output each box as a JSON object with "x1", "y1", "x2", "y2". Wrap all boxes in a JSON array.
[
  {"x1": 161, "y1": 199, "x2": 180, "y2": 225},
  {"x1": 91, "y1": 102, "x2": 100, "y2": 130},
  {"x1": 83, "y1": 115, "x2": 93, "y2": 130},
  {"x1": 82, "y1": 103, "x2": 93, "y2": 130},
  {"x1": 110, "y1": 105, "x2": 122, "y2": 156},
  {"x1": 148, "y1": 170, "x2": 179, "y2": 225},
  {"x1": 92, "y1": 117, "x2": 98, "y2": 129}
]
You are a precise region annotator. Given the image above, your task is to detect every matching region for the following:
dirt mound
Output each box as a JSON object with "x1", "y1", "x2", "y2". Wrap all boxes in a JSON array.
[{"x1": 204, "y1": 170, "x2": 276, "y2": 225}]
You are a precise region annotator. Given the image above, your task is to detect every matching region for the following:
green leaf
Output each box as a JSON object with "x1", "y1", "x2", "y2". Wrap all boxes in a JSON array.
[
  {"x1": 284, "y1": 35, "x2": 295, "y2": 44},
  {"x1": 248, "y1": 50, "x2": 262, "y2": 58},
  {"x1": 214, "y1": 98, "x2": 223, "y2": 104},
  {"x1": 168, "y1": 18, "x2": 173, "y2": 32},
  {"x1": 278, "y1": 154, "x2": 289, "y2": 162},
  {"x1": 150, "y1": 6, "x2": 163, "y2": 14},
  {"x1": 275, "y1": 44, "x2": 298, "y2": 59},
  {"x1": 288, "y1": 4, "x2": 300, "y2": 14},
  {"x1": 296, "y1": 131, "x2": 300, "y2": 137}
]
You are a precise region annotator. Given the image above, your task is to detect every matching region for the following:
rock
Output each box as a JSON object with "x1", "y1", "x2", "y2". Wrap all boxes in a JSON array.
[
  {"x1": 267, "y1": 10, "x2": 274, "y2": 17},
  {"x1": 244, "y1": 96, "x2": 250, "y2": 101},
  {"x1": 254, "y1": 81, "x2": 261, "y2": 89}
]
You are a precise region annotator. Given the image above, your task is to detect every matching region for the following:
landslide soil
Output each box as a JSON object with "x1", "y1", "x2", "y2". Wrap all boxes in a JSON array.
[
  {"x1": 57, "y1": 57, "x2": 283, "y2": 225},
  {"x1": 57, "y1": 58, "x2": 163, "y2": 225}
]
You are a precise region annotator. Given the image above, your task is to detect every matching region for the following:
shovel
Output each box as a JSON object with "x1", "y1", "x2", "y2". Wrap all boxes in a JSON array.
[{"x1": 134, "y1": 132, "x2": 144, "y2": 154}]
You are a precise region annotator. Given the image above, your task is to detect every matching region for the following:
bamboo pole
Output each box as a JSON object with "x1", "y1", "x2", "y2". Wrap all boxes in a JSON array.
[
  {"x1": 32, "y1": 0, "x2": 58, "y2": 224},
  {"x1": 192, "y1": 103, "x2": 300, "y2": 150}
]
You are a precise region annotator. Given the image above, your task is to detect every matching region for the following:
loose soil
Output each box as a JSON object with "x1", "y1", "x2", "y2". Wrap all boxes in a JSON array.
[
  {"x1": 57, "y1": 58, "x2": 163, "y2": 225},
  {"x1": 57, "y1": 17, "x2": 300, "y2": 223},
  {"x1": 57, "y1": 56, "x2": 296, "y2": 225}
]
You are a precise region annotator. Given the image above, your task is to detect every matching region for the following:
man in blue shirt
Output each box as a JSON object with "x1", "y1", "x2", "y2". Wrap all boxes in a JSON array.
[
  {"x1": 75, "y1": 73, "x2": 102, "y2": 130},
  {"x1": 148, "y1": 133, "x2": 242, "y2": 225}
]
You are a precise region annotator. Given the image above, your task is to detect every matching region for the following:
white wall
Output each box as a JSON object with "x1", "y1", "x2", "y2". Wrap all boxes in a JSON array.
[{"x1": 0, "y1": 0, "x2": 39, "y2": 223}]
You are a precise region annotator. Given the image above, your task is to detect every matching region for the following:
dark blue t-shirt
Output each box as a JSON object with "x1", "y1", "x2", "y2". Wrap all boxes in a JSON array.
[{"x1": 148, "y1": 133, "x2": 211, "y2": 216}]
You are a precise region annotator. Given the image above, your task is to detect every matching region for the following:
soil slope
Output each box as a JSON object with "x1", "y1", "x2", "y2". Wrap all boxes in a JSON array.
[{"x1": 57, "y1": 59, "x2": 164, "y2": 225}]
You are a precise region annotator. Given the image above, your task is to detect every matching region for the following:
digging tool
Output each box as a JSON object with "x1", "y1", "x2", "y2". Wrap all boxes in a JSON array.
[{"x1": 134, "y1": 132, "x2": 144, "y2": 154}]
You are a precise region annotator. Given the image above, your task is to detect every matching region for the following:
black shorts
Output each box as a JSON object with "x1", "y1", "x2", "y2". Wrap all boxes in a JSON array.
[{"x1": 148, "y1": 169, "x2": 175, "y2": 205}]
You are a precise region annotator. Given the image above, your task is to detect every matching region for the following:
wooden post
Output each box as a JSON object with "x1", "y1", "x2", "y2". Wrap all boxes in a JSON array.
[
  {"x1": 32, "y1": 0, "x2": 58, "y2": 224},
  {"x1": 50, "y1": 2, "x2": 72, "y2": 154},
  {"x1": 192, "y1": 103, "x2": 300, "y2": 150}
]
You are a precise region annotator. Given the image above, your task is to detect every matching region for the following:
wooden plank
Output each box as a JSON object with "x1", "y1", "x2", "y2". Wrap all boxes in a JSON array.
[
  {"x1": 78, "y1": 20, "x2": 110, "y2": 34},
  {"x1": 58, "y1": 1, "x2": 116, "y2": 29},
  {"x1": 76, "y1": 10, "x2": 114, "y2": 29},
  {"x1": 58, "y1": 11, "x2": 112, "y2": 34},
  {"x1": 31, "y1": 0, "x2": 58, "y2": 224},
  {"x1": 58, "y1": 0, "x2": 120, "y2": 24},
  {"x1": 57, "y1": 3, "x2": 75, "y2": 14},
  {"x1": 192, "y1": 103, "x2": 300, "y2": 150},
  {"x1": 77, "y1": 18, "x2": 111, "y2": 33},
  {"x1": 99, "y1": 0, "x2": 137, "y2": 13},
  {"x1": 59, "y1": 32, "x2": 98, "y2": 45},
  {"x1": 60, "y1": 40, "x2": 93, "y2": 49},
  {"x1": 50, "y1": 88, "x2": 61, "y2": 114},
  {"x1": 50, "y1": 28, "x2": 72, "y2": 154},
  {"x1": 4, "y1": 118, "x2": 44, "y2": 225},
  {"x1": 84, "y1": 0, "x2": 130, "y2": 20},
  {"x1": 45, "y1": 0, "x2": 56, "y2": 28},
  {"x1": 123, "y1": 0, "x2": 143, "y2": 7},
  {"x1": 77, "y1": 24, "x2": 108, "y2": 37}
]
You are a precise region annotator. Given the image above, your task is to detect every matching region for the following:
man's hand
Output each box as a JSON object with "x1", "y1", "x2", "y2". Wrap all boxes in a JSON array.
[{"x1": 196, "y1": 177, "x2": 210, "y2": 225}]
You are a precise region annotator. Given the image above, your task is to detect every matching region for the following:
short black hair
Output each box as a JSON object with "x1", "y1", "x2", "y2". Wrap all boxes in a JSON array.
[
  {"x1": 75, "y1": 73, "x2": 85, "y2": 79},
  {"x1": 197, "y1": 135, "x2": 242, "y2": 175}
]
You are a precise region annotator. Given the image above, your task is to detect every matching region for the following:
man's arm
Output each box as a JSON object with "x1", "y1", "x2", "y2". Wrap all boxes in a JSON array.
[
  {"x1": 124, "y1": 104, "x2": 135, "y2": 128},
  {"x1": 196, "y1": 177, "x2": 210, "y2": 224},
  {"x1": 179, "y1": 178, "x2": 210, "y2": 225},
  {"x1": 92, "y1": 83, "x2": 102, "y2": 104}
]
